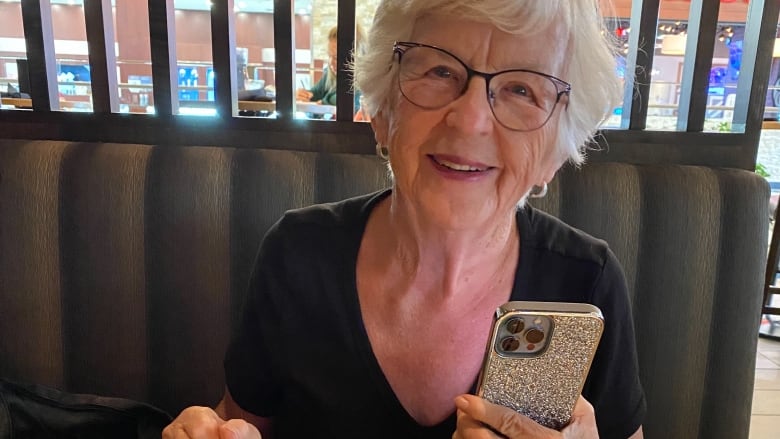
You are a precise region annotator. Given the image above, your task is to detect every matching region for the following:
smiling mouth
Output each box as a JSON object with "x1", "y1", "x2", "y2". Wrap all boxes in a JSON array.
[{"x1": 430, "y1": 155, "x2": 491, "y2": 172}]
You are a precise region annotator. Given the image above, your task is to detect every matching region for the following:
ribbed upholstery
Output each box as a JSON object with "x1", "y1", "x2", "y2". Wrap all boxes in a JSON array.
[
  {"x1": 533, "y1": 163, "x2": 770, "y2": 438},
  {"x1": 0, "y1": 139, "x2": 769, "y2": 438}
]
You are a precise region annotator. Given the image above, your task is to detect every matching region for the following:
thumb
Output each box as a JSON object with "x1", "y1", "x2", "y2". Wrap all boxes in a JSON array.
[
  {"x1": 218, "y1": 418, "x2": 262, "y2": 439},
  {"x1": 455, "y1": 394, "x2": 556, "y2": 438}
]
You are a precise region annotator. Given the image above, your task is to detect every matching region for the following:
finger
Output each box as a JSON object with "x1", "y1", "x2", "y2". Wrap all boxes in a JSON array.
[
  {"x1": 455, "y1": 395, "x2": 556, "y2": 438},
  {"x1": 454, "y1": 411, "x2": 503, "y2": 439},
  {"x1": 164, "y1": 422, "x2": 216, "y2": 439},
  {"x1": 162, "y1": 423, "x2": 190, "y2": 439},
  {"x1": 571, "y1": 396, "x2": 595, "y2": 419},
  {"x1": 169, "y1": 406, "x2": 224, "y2": 438},
  {"x1": 219, "y1": 419, "x2": 262, "y2": 439},
  {"x1": 561, "y1": 396, "x2": 598, "y2": 439}
]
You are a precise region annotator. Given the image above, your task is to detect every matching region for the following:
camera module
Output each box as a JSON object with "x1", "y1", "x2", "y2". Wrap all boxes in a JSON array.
[{"x1": 500, "y1": 336, "x2": 521, "y2": 352}]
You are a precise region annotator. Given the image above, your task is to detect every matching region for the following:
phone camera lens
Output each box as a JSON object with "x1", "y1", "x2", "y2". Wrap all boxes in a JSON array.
[
  {"x1": 524, "y1": 328, "x2": 545, "y2": 344},
  {"x1": 500, "y1": 336, "x2": 521, "y2": 352},
  {"x1": 505, "y1": 318, "x2": 525, "y2": 334}
]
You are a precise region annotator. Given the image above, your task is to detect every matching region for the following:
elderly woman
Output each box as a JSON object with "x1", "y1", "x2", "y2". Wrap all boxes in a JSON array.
[{"x1": 163, "y1": 1, "x2": 645, "y2": 438}]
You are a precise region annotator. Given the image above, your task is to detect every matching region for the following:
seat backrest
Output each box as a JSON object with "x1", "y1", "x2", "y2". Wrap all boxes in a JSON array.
[{"x1": 0, "y1": 139, "x2": 770, "y2": 438}]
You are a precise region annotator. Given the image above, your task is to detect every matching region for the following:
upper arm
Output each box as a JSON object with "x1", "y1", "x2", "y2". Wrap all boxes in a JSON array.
[
  {"x1": 628, "y1": 426, "x2": 644, "y2": 439},
  {"x1": 216, "y1": 388, "x2": 274, "y2": 439}
]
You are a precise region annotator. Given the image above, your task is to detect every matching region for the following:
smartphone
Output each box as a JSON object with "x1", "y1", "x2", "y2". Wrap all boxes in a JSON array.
[{"x1": 475, "y1": 301, "x2": 604, "y2": 431}]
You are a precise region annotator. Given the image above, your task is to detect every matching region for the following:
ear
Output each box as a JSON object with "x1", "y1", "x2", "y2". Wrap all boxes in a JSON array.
[{"x1": 370, "y1": 109, "x2": 389, "y2": 146}]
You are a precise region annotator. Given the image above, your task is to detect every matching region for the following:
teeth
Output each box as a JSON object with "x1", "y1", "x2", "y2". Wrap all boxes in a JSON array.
[{"x1": 435, "y1": 157, "x2": 485, "y2": 172}]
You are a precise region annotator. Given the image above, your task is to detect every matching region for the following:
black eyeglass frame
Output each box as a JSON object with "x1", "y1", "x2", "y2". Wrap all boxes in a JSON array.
[{"x1": 392, "y1": 41, "x2": 572, "y2": 131}]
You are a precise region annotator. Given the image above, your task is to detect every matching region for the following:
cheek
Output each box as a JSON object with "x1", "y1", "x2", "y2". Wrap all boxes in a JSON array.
[
  {"x1": 385, "y1": 104, "x2": 442, "y2": 184},
  {"x1": 503, "y1": 128, "x2": 558, "y2": 185},
  {"x1": 386, "y1": 99, "x2": 436, "y2": 153}
]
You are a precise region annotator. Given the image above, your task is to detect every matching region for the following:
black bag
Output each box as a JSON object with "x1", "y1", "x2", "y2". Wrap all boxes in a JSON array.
[{"x1": 0, "y1": 378, "x2": 172, "y2": 439}]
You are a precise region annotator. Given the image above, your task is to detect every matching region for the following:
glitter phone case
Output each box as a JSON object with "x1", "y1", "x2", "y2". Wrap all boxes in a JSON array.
[{"x1": 475, "y1": 301, "x2": 604, "y2": 431}]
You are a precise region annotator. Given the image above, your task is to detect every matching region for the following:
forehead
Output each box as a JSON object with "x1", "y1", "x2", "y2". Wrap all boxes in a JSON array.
[{"x1": 410, "y1": 14, "x2": 568, "y2": 76}]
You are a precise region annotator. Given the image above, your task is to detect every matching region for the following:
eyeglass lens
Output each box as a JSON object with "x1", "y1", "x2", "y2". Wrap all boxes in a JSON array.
[{"x1": 397, "y1": 45, "x2": 565, "y2": 131}]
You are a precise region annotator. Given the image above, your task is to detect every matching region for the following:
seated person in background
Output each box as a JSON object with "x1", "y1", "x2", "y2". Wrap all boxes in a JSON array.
[
  {"x1": 296, "y1": 25, "x2": 365, "y2": 112},
  {"x1": 296, "y1": 26, "x2": 338, "y2": 105},
  {"x1": 163, "y1": 0, "x2": 646, "y2": 438}
]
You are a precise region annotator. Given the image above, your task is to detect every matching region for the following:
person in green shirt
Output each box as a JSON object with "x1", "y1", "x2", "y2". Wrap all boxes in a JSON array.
[
  {"x1": 296, "y1": 26, "x2": 364, "y2": 112},
  {"x1": 297, "y1": 27, "x2": 339, "y2": 105}
]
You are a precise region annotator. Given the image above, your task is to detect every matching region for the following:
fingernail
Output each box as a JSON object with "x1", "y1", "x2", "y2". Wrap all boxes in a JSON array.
[{"x1": 454, "y1": 396, "x2": 469, "y2": 410}]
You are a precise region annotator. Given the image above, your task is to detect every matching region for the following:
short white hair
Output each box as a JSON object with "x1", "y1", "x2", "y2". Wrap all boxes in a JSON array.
[{"x1": 352, "y1": 0, "x2": 622, "y2": 165}]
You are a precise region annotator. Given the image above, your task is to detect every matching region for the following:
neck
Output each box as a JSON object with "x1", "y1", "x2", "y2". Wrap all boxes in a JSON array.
[{"x1": 376, "y1": 192, "x2": 519, "y2": 302}]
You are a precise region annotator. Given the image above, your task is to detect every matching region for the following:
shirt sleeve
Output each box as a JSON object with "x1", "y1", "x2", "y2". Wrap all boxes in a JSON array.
[
  {"x1": 584, "y1": 248, "x2": 647, "y2": 439},
  {"x1": 223, "y1": 220, "x2": 289, "y2": 417},
  {"x1": 308, "y1": 70, "x2": 329, "y2": 102}
]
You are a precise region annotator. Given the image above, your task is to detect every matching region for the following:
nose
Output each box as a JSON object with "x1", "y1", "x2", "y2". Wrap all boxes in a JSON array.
[{"x1": 445, "y1": 76, "x2": 494, "y2": 136}]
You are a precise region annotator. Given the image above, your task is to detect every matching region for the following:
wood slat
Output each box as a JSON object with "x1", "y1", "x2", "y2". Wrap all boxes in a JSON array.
[
  {"x1": 148, "y1": 0, "x2": 177, "y2": 116},
  {"x1": 273, "y1": 0, "x2": 294, "y2": 120},
  {"x1": 211, "y1": 0, "x2": 237, "y2": 118},
  {"x1": 733, "y1": 0, "x2": 780, "y2": 138},
  {"x1": 336, "y1": 0, "x2": 356, "y2": 122},
  {"x1": 675, "y1": 0, "x2": 719, "y2": 132},
  {"x1": 83, "y1": 0, "x2": 119, "y2": 113},
  {"x1": 20, "y1": 0, "x2": 59, "y2": 111},
  {"x1": 620, "y1": 0, "x2": 660, "y2": 130}
]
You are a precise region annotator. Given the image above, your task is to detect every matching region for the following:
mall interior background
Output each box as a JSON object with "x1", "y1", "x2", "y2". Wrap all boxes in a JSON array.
[{"x1": 0, "y1": 0, "x2": 778, "y2": 183}]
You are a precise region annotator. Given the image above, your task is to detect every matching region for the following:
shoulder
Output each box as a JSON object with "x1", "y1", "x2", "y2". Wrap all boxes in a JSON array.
[
  {"x1": 521, "y1": 205, "x2": 610, "y2": 268},
  {"x1": 514, "y1": 205, "x2": 624, "y2": 305},
  {"x1": 279, "y1": 190, "x2": 385, "y2": 230},
  {"x1": 263, "y1": 190, "x2": 388, "y2": 251}
]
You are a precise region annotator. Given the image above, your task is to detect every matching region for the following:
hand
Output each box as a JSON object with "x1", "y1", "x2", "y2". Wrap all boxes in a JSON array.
[
  {"x1": 162, "y1": 406, "x2": 262, "y2": 439},
  {"x1": 296, "y1": 88, "x2": 313, "y2": 101},
  {"x1": 452, "y1": 395, "x2": 598, "y2": 439}
]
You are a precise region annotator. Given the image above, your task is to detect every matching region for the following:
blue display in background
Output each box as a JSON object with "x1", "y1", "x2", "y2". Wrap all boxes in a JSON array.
[
  {"x1": 178, "y1": 67, "x2": 200, "y2": 101},
  {"x1": 615, "y1": 55, "x2": 626, "y2": 80},
  {"x1": 728, "y1": 40, "x2": 742, "y2": 82},
  {"x1": 128, "y1": 75, "x2": 152, "y2": 87},
  {"x1": 613, "y1": 56, "x2": 627, "y2": 115},
  {"x1": 207, "y1": 68, "x2": 215, "y2": 101},
  {"x1": 709, "y1": 67, "x2": 728, "y2": 87},
  {"x1": 58, "y1": 64, "x2": 91, "y2": 82},
  {"x1": 57, "y1": 64, "x2": 91, "y2": 96}
]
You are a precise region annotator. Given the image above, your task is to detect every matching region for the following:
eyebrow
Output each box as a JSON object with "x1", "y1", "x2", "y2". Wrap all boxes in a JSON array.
[{"x1": 486, "y1": 58, "x2": 551, "y2": 74}]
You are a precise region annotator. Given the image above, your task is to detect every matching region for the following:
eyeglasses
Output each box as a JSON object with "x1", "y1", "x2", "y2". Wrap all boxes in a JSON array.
[{"x1": 392, "y1": 42, "x2": 571, "y2": 132}]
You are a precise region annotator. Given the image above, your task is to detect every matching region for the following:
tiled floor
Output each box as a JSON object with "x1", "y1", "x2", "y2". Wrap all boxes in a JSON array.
[{"x1": 750, "y1": 333, "x2": 780, "y2": 439}]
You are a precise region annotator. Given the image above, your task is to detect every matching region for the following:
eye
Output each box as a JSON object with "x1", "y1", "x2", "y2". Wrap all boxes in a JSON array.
[
  {"x1": 428, "y1": 65, "x2": 457, "y2": 80},
  {"x1": 506, "y1": 83, "x2": 533, "y2": 99}
]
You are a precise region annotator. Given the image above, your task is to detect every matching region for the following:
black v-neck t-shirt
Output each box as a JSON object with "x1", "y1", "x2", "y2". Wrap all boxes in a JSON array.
[{"x1": 224, "y1": 190, "x2": 646, "y2": 439}]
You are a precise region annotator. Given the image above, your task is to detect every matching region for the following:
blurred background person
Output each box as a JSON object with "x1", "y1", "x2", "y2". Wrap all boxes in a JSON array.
[{"x1": 296, "y1": 25, "x2": 366, "y2": 113}]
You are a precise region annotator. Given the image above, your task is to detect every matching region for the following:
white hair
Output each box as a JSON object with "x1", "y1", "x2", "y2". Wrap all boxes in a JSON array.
[{"x1": 352, "y1": 0, "x2": 622, "y2": 165}]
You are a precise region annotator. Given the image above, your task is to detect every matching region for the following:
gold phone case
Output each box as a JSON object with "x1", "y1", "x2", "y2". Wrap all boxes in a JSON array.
[{"x1": 475, "y1": 301, "x2": 604, "y2": 430}]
